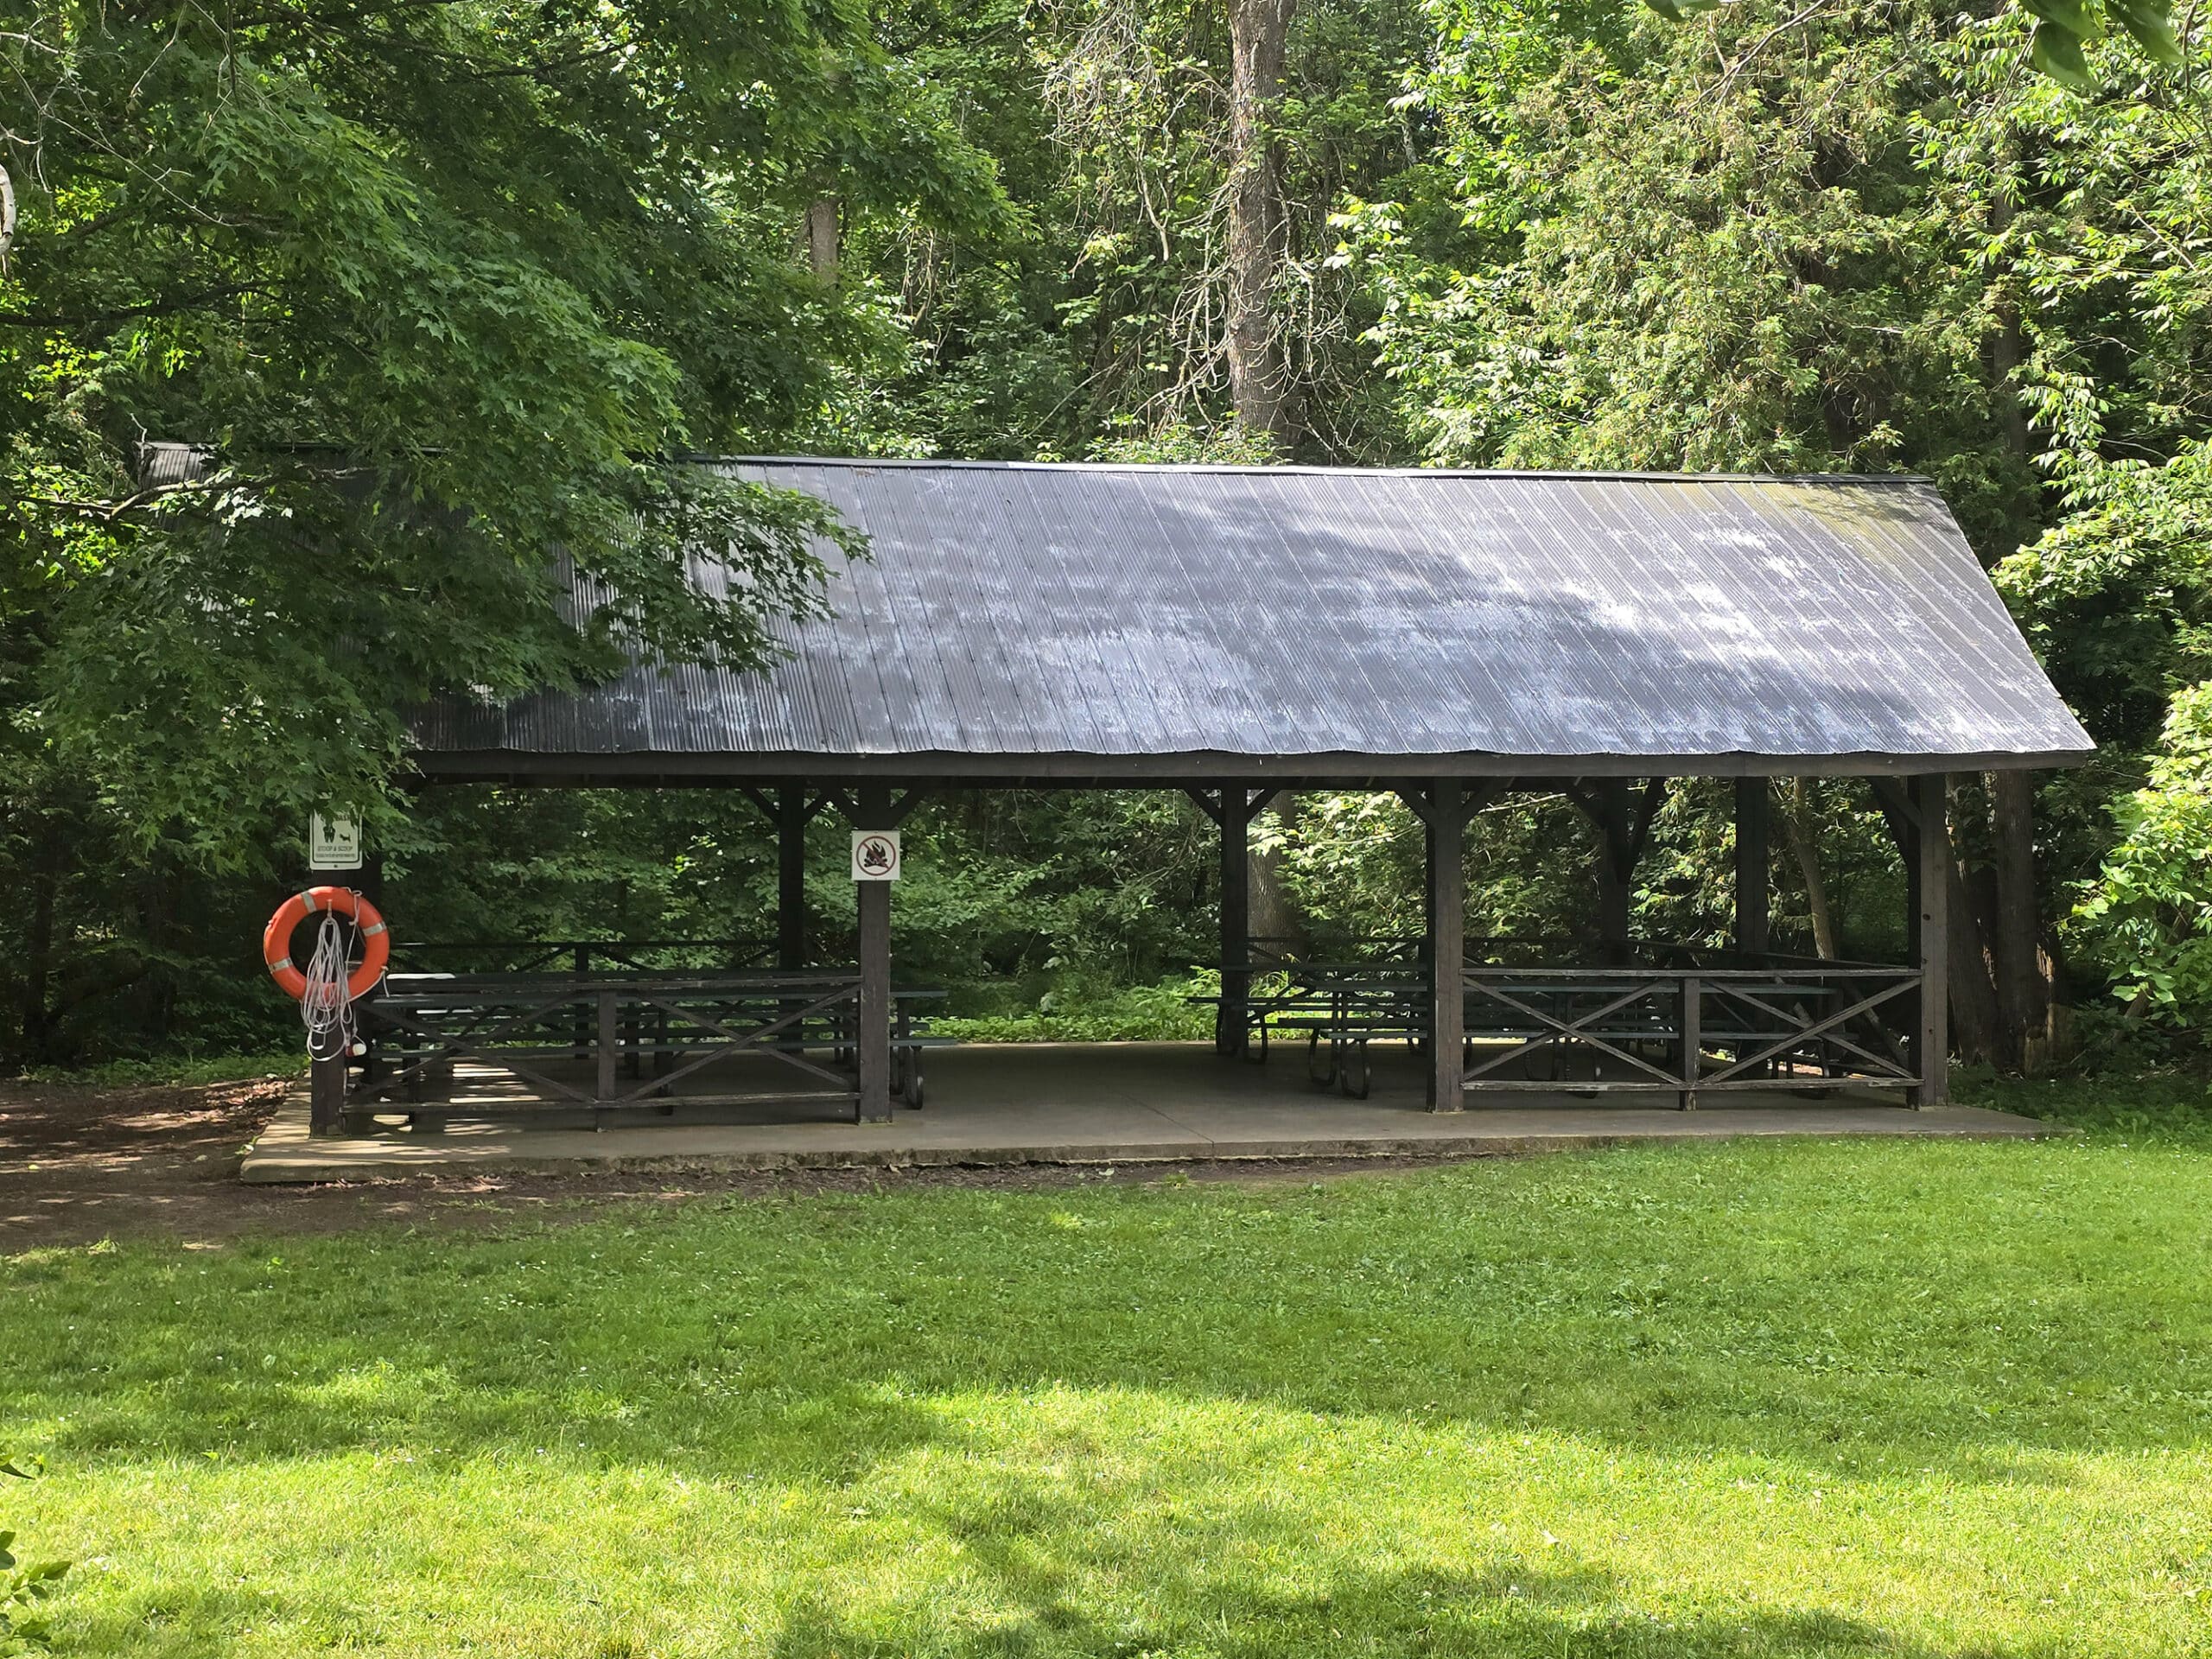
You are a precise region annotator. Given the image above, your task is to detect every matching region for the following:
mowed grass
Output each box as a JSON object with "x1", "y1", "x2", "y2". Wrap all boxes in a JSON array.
[{"x1": 7, "y1": 1107, "x2": 2212, "y2": 1656}]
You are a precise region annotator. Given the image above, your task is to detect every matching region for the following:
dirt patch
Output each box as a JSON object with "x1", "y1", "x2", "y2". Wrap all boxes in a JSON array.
[{"x1": 1, "y1": 1077, "x2": 1499, "y2": 1252}]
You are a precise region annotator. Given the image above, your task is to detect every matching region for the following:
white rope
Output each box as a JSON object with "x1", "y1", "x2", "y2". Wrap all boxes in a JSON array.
[{"x1": 301, "y1": 906, "x2": 359, "y2": 1062}]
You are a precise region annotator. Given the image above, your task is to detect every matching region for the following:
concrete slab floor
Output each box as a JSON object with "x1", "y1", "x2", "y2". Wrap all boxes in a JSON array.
[{"x1": 239, "y1": 1041, "x2": 2058, "y2": 1185}]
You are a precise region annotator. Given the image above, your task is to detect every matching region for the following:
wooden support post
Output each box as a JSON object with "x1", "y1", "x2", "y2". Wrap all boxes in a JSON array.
[
  {"x1": 304, "y1": 852, "x2": 373, "y2": 1135},
  {"x1": 1595, "y1": 779, "x2": 1632, "y2": 963},
  {"x1": 1429, "y1": 780, "x2": 1465, "y2": 1113},
  {"x1": 1907, "y1": 772, "x2": 1951, "y2": 1108},
  {"x1": 1567, "y1": 778, "x2": 1662, "y2": 965},
  {"x1": 778, "y1": 786, "x2": 808, "y2": 969},
  {"x1": 1680, "y1": 974, "x2": 1700, "y2": 1112},
  {"x1": 1734, "y1": 777, "x2": 1770, "y2": 959},
  {"x1": 1218, "y1": 787, "x2": 1251, "y2": 1058},
  {"x1": 595, "y1": 989, "x2": 619, "y2": 1105},
  {"x1": 309, "y1": 1053, "x2": 346, "y2": 1137},
  {"x1": 1420, "y1": 804, "x2": 1439, "y2": 980},
  {"x1": 855, "y1": 785, "x2": 894, "y2": 1122},
  {"x1": 572, "y1": 942, "x2": 591, "y2": 1056}
]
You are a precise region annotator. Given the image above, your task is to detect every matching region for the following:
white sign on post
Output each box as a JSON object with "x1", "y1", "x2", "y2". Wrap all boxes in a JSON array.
[
  {"x1": 308, "y1": 810, "x2": 363, "y2": 871},
  {"x1": 850, "y1": 830, "x2": 902, "y2": 882}
]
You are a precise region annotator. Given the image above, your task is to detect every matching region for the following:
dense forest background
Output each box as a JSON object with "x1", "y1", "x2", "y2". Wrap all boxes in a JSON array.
[{"x1": 3, "y1": 0, "x2": 2208, "y2": 1072}]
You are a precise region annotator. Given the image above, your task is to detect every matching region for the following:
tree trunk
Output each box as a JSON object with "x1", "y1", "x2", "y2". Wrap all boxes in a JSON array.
[
  {"x1": 1980, "y1": 166, "x2": 2056, "y2": 1074},
  {"x1": 1248, "y1": 793, "x2": 1303, "y2": 961},
  {"x1": 1225, "y1": 0, "x2": 1296, "y2": 445},
  {"x1": 1989, "y1": 769, "x2": 2050, "y2": 1071},
  {"x1": 1946, "y1": 849, "x2": 2005, "y2": 1066},
  {"x1": 1780, "y1": 779, "x2": 1839, "y2": 959},
  {"x1": 802, "y1": 197, "x2": 839, "y2": 283},
  {"x1": 1942, "y1": 779, "x2": 2005, "y2": 1066}
]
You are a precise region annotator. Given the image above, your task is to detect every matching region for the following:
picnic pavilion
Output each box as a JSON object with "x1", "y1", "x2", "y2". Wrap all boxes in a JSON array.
[{"x1": 305, "y1": 458, "x2": 2093, "y2": 1142}]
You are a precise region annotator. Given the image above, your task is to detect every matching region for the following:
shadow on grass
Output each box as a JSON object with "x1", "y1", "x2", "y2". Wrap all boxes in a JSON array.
[
  {"x1": 760, "y1": 1548, "x2": 2029, "y2": 1659},
  {"x1": 6, "y1": 1136, "x2": 2209, "y2": 1486}
]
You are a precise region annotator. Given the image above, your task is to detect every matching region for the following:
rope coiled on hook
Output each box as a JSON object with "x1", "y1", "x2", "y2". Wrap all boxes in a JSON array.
[{"x1": 300, "y1": 907, "x2": 359, "y2": 1062}]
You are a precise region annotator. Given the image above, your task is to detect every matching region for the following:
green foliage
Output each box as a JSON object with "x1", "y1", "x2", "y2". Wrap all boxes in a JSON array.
[
  {"x1": 7, "y1": 0, "x2": 2212, "y2": 1067},
  {"x1": 1013, "y1": 0, "x2": 1424, "y2": 455},
  {"x1": 2069, "y1": 683, "x2": 2212, "y2": 1025},
  {"x1": 0, "y1": 0, "x2": 1006, "y2": 1064},
  {"x1": 15, "y1": 1052, "x2": 303, "y2": 1090},
  {"x1": 0, "y1": 1454, "x2": 67, "y2": 1656},
  {"x1": 1635, "y1": 0, "x2": 2188, "y2": 86},
  {"x1": 1351, "y1": 0, "x2": 2037, "y2": 535},
  {"x1": 925, "y1": 972, "x2": 1217, "y2": 1040},
  {"x1": 1, "y1": 0, "x2": 1003, "y2": 862},
  {"x1": 1999, "y1": 448, "x2": 2212, "y2": 1037},
  {"x1": 1955, "y1": 1065, "x2": 2212, "y2": 1137},
  {"x1": 1996, "y1": 444, "x2": 2212, "y2": 753}
]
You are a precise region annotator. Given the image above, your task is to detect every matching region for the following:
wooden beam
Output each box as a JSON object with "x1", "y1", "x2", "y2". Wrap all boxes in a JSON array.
[
  {"x1": 1734, "y1": 777, "x2": 1770, "y2": 957},
  {"x1": 1868, "y1": 776, "x2": 1919, "y2": 855},
  {"x1": 1405, "y1": 779, "x2": 1507, "y2": 830},
  {"x1": 1573, "y1": 778, "x2": 1665, "y2": 962},
  {"x1": 1185, "y1": 787, "x2": 1224, "y2": 827},
  {"x1": 1217, "y1": 785, "x2": 1251, "y2": 1057},
  {"x1": 1630, "y1": 776, "x2": 1666, "y2": 853},
  {"x1": 412, "y1": 747, "x2": 2099, "y2": 787},
  {"x1": 1907, "y1": 772, "x2": 1950, "y2": 1107},
  {"x1": 1429, "y1": 779, "x2": 1465, "y2": 1112},
  {"x1": 1592, "y1": 779, "x2": 1632, "y2": 958},
  {"x1": 778, "y1": 786, "x2": 808, "y2": 970},
  {"x1": 1402, "y1": 780, "x2": 1501, "y2": 985}
]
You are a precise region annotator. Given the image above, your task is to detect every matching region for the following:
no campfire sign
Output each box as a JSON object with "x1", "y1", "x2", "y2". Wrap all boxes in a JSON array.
[{"x1": 851, "y1": 830, "x2": 902, "y2": 881}]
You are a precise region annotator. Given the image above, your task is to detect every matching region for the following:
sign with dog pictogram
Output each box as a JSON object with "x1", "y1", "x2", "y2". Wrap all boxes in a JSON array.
[{"x1": 308, "y1": 810, "x2": 363, "y2": 871}]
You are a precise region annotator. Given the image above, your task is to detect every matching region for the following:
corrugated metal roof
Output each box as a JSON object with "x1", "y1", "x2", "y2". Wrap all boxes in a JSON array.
[{"x1": 405, "y1": 458, "x2": 2089, "y2": 775}]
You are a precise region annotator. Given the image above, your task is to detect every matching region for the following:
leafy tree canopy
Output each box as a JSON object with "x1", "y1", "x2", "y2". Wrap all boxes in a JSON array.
[
  {"x1": 1, "y1": 0, "x2": 1005, "y2": 860},
  {"x1": 8, "y1": 0, "x2": 2212, "y2": 1067}
]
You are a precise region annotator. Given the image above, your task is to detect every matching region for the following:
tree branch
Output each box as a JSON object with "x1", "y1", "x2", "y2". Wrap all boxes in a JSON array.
[{"x1": 0, "y1": 283, "x2": 276, "y2": 327}]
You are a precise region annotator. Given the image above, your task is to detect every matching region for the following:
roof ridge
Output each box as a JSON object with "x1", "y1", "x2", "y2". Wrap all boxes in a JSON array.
[{"x1": 691, "y1": 454, "x2": 1932, "y2": 486}]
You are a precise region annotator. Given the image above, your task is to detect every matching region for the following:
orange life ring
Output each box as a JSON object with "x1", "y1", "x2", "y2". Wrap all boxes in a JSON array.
[{"x1": 263, "y1": 887, "x2": 388, "y2": 1001}]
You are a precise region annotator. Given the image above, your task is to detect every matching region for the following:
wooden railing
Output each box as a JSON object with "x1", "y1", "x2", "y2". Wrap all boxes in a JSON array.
[
  {"x1": 392, "y1": 939, "x2": 779, "y2": 974},
  {"x1": 1461, "y1": 963, "x2": 1920, "y2": 1106},
  {"x1": 1200, "y1": 951, "x2": 1922, "y2": 1105},
  {"x1": 344, "y1": 969, "x2": 939, "y2": 1131}
]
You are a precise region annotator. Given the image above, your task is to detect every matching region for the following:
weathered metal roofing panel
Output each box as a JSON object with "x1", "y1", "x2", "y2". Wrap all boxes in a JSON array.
[{"x1": 410, "y1": 459, "x2": 2093, "y2": 769}]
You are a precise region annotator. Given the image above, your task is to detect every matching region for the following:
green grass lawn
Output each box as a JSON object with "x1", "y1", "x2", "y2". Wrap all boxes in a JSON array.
[{"x1": 7, "y1": 1086, "x2": 2212, "y2": 1656}]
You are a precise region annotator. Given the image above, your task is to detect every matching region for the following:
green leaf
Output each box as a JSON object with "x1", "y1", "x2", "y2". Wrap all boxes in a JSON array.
[
  {"x1": 2031, "y1": 19, "x2": 2097, "y2": 86},
  {"x1": 2024, "y1": 0, "x2": 2107, "y2": 42},
  {"x1": 2107, "y1": 0, "x2": 2186, "y2": 63},
  {"x1": 1641, "y1": 0, "x2": 1688, "y2": 21}
]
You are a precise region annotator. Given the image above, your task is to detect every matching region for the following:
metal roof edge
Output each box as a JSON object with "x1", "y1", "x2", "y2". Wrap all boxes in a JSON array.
[
  {"x1": 686, "y1": 454, "x2": 1935, "y2": 486},
  {"x1": 141, "y1": 442, "x2": 1932, "y2": 488},
  {"x1": 407, "y1": 744, "x2": 2095, "y2": 781}
]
